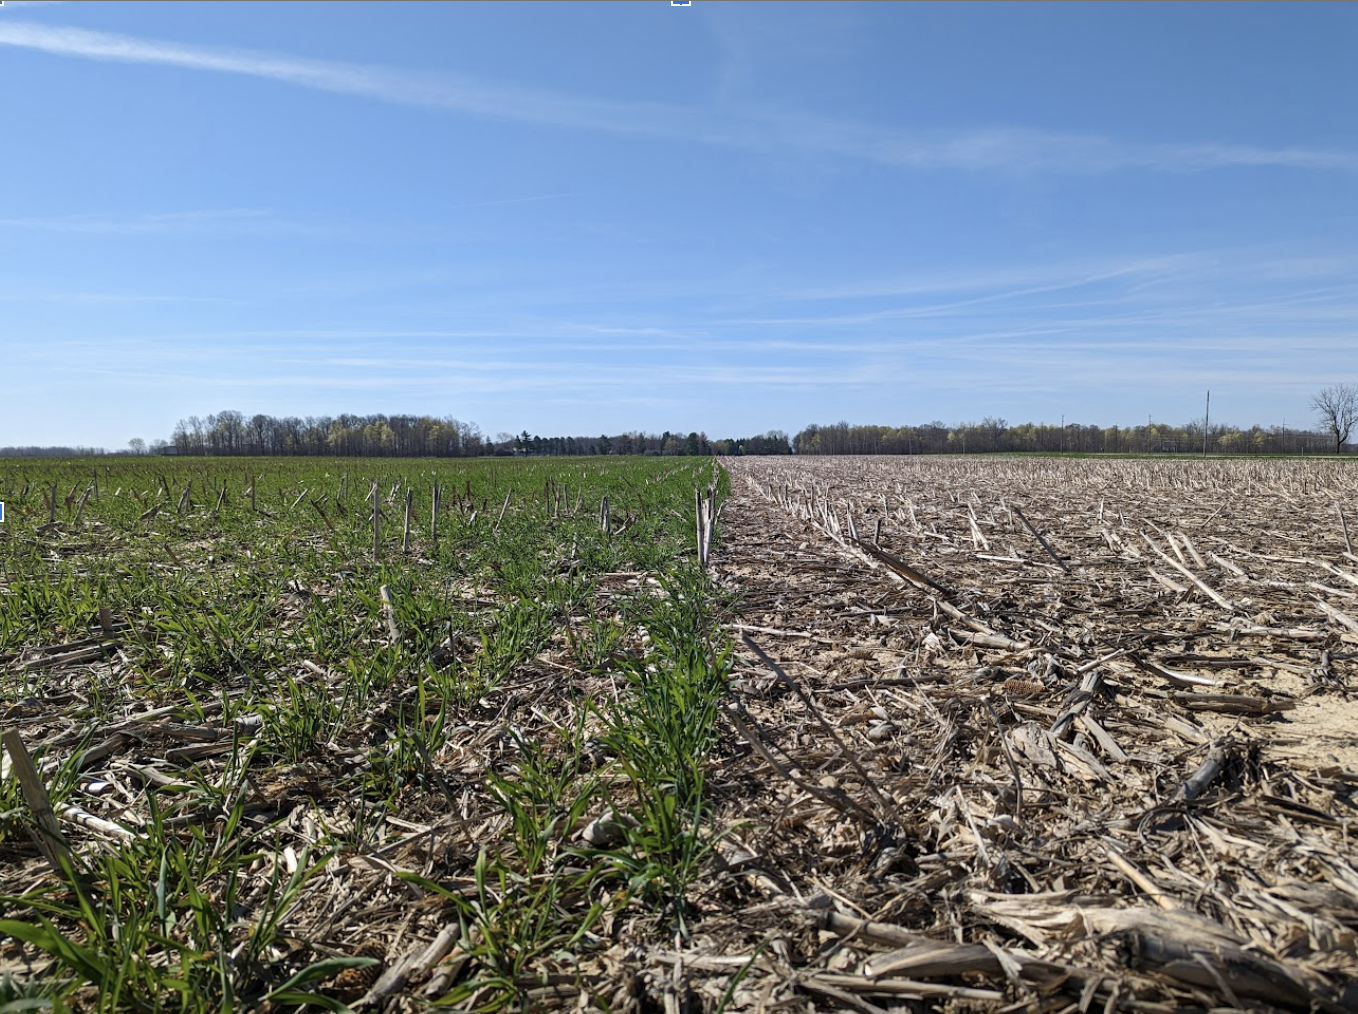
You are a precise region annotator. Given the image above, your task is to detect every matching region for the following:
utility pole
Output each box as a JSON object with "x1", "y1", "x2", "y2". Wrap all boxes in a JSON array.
[{"x1": 1203, "y1": 390, "x2": 1210, "y2": 457}]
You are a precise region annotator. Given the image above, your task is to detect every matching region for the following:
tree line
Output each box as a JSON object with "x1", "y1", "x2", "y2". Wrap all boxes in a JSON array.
[
  {"x1": 792, "y1": 417, "x2": 1344, "y2": 456},
  {"x1": 0, "y1": 445, "x2": 110, "y2": 458},
  {"x1": 13, "y1": 384, "x2": 1355, "y2": 459},
  {"x1": 162, "y1": 412, "x2": 486, "y2": 458},
  {"x1": 510, "y1": 429, "x2": 793, "y2": 458},
  {"x1": 139, "y1": 411, "x2": 794, "y2": 459},
  {"x1": 791, "y1": 384, "x2": 1358, "y2": 456}
]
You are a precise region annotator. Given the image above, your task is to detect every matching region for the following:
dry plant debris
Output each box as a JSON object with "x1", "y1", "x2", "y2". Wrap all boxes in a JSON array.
[
  {"x1": 1, "y1": 454, "x2": 1356, "y2": 1013},
  {"x1": 710, "y1": 455, "x2": 1358, "y2": 1014}
]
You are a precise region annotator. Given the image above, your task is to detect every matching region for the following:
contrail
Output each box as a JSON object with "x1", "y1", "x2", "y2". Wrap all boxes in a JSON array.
[{"x1": 2, "y1": 19, "x2": 1355, "y2": 175}]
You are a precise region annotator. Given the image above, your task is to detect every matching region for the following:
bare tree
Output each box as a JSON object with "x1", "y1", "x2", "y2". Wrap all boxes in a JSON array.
[
  {"x1": 1312, "y1": 383, "x2": 1358, "y2": 454},
  {"x1": 980, "y1": 416, "x2": 1008, "y2": 452}
]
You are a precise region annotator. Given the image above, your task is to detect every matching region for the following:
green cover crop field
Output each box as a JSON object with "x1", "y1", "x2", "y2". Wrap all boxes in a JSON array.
[{"x1": 0, "y1": 456, "x2": 730, "y2": 1011}]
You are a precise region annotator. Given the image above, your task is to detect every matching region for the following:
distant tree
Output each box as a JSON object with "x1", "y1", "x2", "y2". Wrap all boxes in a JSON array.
[
  {"x1": 172, "y1": 420, "x2": 192, "y2": 455},
  {"x1": 127, "y1": 437, "x2": 146, "y2": 455},
  {"x1": 980, "y1": 416, "x2": 1008, "y2": 452},
  {"x1": 598, "y1": 434, "x2": 612, "y2": 455},
  {"x1": 792, "y1": 424, "x2": 819, "y2": 455},
  {"x1": 215, "y1": 410, "x2": 245, "y2": 454},
  {"x1": 249, "y1": 414, "x2": 272, "y2": 454},
  {"x1": 187, "y1": 415, "x2": 205, "y2": 454},
  {"x1": 1312, "y1": 383, "x2": 1358, "y2": 454}
]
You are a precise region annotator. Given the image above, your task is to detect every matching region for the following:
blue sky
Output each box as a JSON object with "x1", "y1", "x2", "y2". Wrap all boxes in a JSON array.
[{"x1": 2, "y1": 1, "x2": 1356, "y2": 448}]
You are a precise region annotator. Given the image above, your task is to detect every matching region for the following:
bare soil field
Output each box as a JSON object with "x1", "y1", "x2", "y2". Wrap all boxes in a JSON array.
[{"x1": 702, "y1": 455, "x2": 1358, "y2": 1013}]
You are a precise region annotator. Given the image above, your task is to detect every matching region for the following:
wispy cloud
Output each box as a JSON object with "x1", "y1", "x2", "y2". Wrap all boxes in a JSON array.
[
  {"x1": 0, "y1": 290, "x2": 240, "y2": 305},
  {"x1": 0, "y1": 20, "x2": 720, "y2": 138},
  {"x1": 785, "y1": 254, "x2": 1208, "y2": 302},
  {"x1": 0, "y1": 208, "x2": 270, "y2": 234},
  {"x1": 769, "y1": 116, "x2": 1358, "y2": 174},
  {"x1": 0, "y1": 203, "x2": 548, "y2": 242},
  {"x1": 450, "y1": 193, "x2": 577, "y2": 210},
  {"x1": 2, "y1": 19, "x2": 1355, "y2": 175}
]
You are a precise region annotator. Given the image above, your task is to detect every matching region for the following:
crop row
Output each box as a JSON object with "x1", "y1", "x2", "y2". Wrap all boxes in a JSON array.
[{"x1": 0, "y1": 456, "x2": 732, "y2": 1011}]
